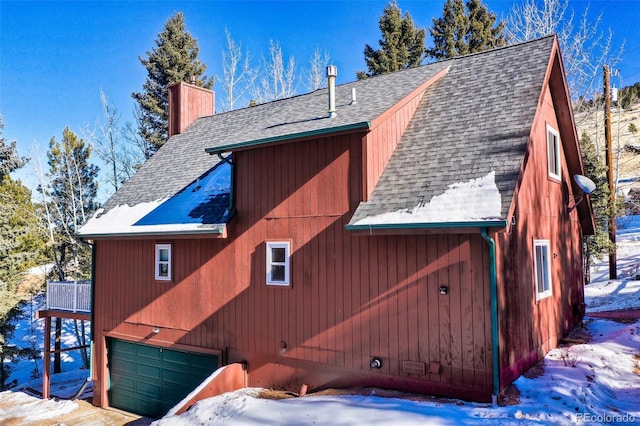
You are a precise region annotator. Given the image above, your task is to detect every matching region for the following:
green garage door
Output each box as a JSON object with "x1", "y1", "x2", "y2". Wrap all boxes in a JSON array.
[{"x1": 108, "y1": 338, "x2": 219, "y2": 418}]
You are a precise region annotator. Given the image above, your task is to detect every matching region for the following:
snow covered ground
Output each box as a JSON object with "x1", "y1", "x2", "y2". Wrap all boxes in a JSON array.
[
  {"x1": 154, "y1": 316, "x2": 640, "y2": 425},
  {"x1": 4, "y1": 293, "x2": 90, "y2": 391},
  {"x1": 1, "y1": 219, "x2": 639, "y2": 425}
]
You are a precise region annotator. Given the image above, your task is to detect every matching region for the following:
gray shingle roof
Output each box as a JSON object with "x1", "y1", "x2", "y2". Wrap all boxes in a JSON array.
[
  {"x1": 102, "y1": 60, "x2": 449, "y2": 212},
  {"x1": 90, "y1": 36, "x2": 558, "y2": 236},
  {"x1": 349, "y1": 36, "x2": 556, "y2": 226}
]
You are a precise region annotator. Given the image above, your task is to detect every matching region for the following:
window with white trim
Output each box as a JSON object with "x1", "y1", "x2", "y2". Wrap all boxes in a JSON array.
[
  {"x1": 534, "y1": 240, "x2": 552, "y2": 300},
  {"x1": 547, "y1": 125, "x2": 561, "y2": 180},
  {"x1": 155, "y1": 243, "x2": 172, "y2": 281},
  {"x1": 266, "y1": 241, "x2": 290, "y2": 286}
]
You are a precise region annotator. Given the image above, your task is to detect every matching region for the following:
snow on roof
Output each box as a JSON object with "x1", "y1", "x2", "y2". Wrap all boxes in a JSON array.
[
  {"x1": 353, "y1": 171, "x2": 502, "y2": 226},
  {"x1": 77, "y1": 161, "x2": 231, "y2": 238}
]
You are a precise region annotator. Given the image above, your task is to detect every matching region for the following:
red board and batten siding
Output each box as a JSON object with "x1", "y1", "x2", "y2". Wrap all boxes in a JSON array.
[
  {"x1": 495, "y1": 78, "x2": 584, "y2": 389},
  {"x1": 91, "y1": 131, "x2": 495, "y2": 408},
  {"x1": 363, "y1": 88, "x2": 428, "y2": 201}
]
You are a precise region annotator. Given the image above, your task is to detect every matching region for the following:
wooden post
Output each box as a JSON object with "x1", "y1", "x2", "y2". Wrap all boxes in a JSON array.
[
  {"x1": 604, "y1": 65, "x2": 617, "y2": 279},
  {"x1": 43, "y1": 316, "x2": 51, "y2": 399},
  {"x1": 54, "y1": 317, "x2": 62, "y2": 373}
]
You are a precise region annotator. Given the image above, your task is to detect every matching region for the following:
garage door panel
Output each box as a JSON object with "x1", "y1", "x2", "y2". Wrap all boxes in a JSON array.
[
  {"x1": 110, "y1": 388, "x2": 137, "y2": 410},
  {"x1": 111, "y1": 358, "x2": 136, "y2": 374},
  {"x1": 162, "y1": 368, "x2": 189, "y2": 385},
  {"x1": 162, "y1": 383, "x2": 191, "y2": 397},
  {"x1": 108, "y1": 338, "x2": 219, "y2": 419},
  {"x1": 112, "y1": 339, "x2": 136, "y2": 355},
  {"x1": 110, "y1": 375, "x2": 136, "y2": 393},
  {"x1": 191, "y1": 352, "x2": 216, "y2": 369},
  {"x1": 137, "y1": 363, "x2": 162, "y2": 381},
  {"x1": 134, "y1": 396, "x2": 164, "y2": 418},
  {"x1": 136, "y1": 344, "x2": 162, "y2": 361},
  {"x1": 162, "y1": 348, "x2": 190, "y2": 366},
  {"x1": 137, "y1": 380, "x2": 163, "y2": 399}
]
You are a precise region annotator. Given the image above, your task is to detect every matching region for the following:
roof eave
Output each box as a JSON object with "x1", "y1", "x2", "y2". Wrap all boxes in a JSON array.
[
  {"x1": 345, "y1": 220, "x2": 508, "y2": 235},
  {"x1": 205, "y1": 121, "x2": 371, "y2": 154},
  {"x1": 77, "y1": 225, "x2": 228, "y2": 240}
]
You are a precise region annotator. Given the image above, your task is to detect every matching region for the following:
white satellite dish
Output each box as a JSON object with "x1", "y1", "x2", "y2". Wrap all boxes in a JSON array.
[
  {"x1": 573, "y1": 174, "x2": 596, "y2": 195},
  {"x1": 568, "y1": 174, "x2": 596, "y2": 212}
]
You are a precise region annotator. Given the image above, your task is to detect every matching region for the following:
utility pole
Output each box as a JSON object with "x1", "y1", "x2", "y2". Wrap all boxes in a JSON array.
[{"x1": 604, "y1": 65, "x2": 617, "y2": 279}]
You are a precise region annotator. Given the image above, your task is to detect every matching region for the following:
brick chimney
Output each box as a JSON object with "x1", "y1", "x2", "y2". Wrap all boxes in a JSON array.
[{"x1": 167, "y1": 81, "x2": 215, "y2": 137}]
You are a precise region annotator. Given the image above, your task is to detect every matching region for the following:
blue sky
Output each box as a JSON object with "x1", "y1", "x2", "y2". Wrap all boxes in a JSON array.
[{"x1": 1, "y1": 1, "x2": 638, "y2": 197}]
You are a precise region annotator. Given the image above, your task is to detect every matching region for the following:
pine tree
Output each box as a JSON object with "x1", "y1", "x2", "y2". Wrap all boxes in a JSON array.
[
  {"x1": 132, "y1": 12, "x2": 214, "y2": 156},
  {"x1": 0, "y1": 301, "x2": 21, "y2": 389},
  {"x1": 39, "y1": 127, "x2": 99, "y2": 281},
  {"x1": 357, "y1": 1, "x2": 426, "y2": 79},
  {"x1": 579, "y1": 131, "x2": 613, "y2": 282},
  {"x1": 466, "y1": 0, "x2": 507, "y2": 52},
  {"x1": 427, "y1": 0, "x2": 468, "y2": 59},
  {"x1": 0, "y1": 117, "x2": 26, "y2": 181},
  {"x1": 427, "y1": 0, "x2": 506, "y2": 60},
  {"x1": 0, "y1": 119, "x2": 45, "y2": 389},
  {"x1": 0, "y1": 179, "x2": 44, "y2": 288},
  {"x1": 0, "y1": 117, "x2": 43, "y2": 290}
]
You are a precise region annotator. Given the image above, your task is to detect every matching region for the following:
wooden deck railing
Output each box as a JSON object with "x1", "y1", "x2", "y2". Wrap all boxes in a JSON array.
[{"x1": 46, "y1": 280, "x2": 92, "y2": 313}]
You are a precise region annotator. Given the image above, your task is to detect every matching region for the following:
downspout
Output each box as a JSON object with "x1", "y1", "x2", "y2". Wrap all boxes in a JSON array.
[
  {"x1": 217, "y1": 153, "x2": 235, "y2": 219},
  {"x1": 481, "y1": 228, "x2": 500, "y2": 401},
  {"x1": 89, "y1": 240, "x2": 95, "y2": 386}
]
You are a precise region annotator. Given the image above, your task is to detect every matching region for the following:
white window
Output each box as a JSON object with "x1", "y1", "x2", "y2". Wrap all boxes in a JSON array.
[
  {"x1": 547, "y1": 125, "x2": 561, "y2": 180},
  {"x1": 534, "y1": 240, "x2": 552, "y2": 300},
  {"x1": 155, "y1": 243, "x2": 172, "y2": 281},
  {"x1": 266, "y1": 241, "x2": 290, "y2": 286}
]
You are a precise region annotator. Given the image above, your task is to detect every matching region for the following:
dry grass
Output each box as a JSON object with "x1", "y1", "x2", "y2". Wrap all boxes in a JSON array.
[
  {"x1": 258, "y1": 387, "x2": 467, "y2": 406},
  {"x1": 256, "y1": 389, "x2": 298, "y2": 400},
  {"x1": 16, "y1": 273, "x2": 46, "y2": 299},
  {"x1": 633, "y1": 352, "x2": 640, "y2": 376},
  {"x1": 576, "y1": 106, "x2": 640, "y2": 178},
  {"x1": 497, "y1": 384, "x2": 521, "y2": 406},
  {"x1": 561, "y1": 322, "x2": 592, "y2": 346},
  {"x1": 523, "y1": 362, "x2": 545, "y2": 379}
]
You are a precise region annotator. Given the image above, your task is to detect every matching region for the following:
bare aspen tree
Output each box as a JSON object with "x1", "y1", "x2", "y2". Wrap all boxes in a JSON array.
[
  {"x1": 507, "y1": 0, "x2": 626, "y2": 270},
  {"x1": 86, "y1": 91, "x2": 138, "y2": 195},
  {"x1": 252, "y1": 40, "x2": 298, "y2": 104},
  {"x1": 127, "y1": 106, "x2": 155, "y2": 163},
  {"x1": 220, "y1": 29, "x2": 258, "y2": 111},
  {"x1": 506, "y1": 0, "x2": 624, "y2": 109},
  {"x1": 305, "y1": 47, "x2": 330, "y2": 91}
]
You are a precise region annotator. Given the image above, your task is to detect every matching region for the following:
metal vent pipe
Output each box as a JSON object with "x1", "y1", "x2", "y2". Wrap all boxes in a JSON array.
[{"x1": 327, "y1": 65, "x2": 337, "y2": 118}]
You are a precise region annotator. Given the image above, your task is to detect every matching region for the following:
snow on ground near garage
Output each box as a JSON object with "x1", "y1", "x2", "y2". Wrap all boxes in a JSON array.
[{"x1": 154, "y1": 316, "x2": 639, "y2": 425}]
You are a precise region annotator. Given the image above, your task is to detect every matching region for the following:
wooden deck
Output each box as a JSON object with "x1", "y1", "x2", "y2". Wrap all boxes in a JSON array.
[
  {"x1": 46, "y1": 280, "x2": 91, "y2": 313},
  {"x1": 36, "y1": 286, "x2": 92, "y2": 401}
]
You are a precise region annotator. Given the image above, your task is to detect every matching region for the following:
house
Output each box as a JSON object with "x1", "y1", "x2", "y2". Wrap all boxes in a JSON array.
[{"x1": 77, "y1": 35, "x2": 594, "y2": 418}]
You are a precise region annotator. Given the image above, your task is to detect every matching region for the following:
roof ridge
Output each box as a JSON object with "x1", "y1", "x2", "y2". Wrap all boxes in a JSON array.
[
  {"x1": 211, "y1": 36, "x2": 556, "y2": 118},
  {"x1": 444, "y1": 34, "x2": 556, "y2": 63}
]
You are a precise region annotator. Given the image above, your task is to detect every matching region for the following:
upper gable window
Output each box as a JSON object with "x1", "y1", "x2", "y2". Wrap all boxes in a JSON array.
[
  {"x1": 155, "y1": 243, "x2": 172, "y2": 281},
  {"x1": 547, "y1": 125, "x2": 561, "y2": 180},
  {"x1": 266, "y1": 241, "x2": 290, "y2": 286},
  {"x1": 534, "y1": 239, "x2": 552, "y2": 301}
]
